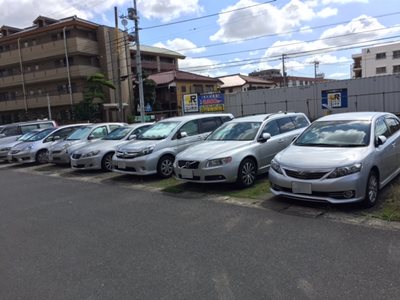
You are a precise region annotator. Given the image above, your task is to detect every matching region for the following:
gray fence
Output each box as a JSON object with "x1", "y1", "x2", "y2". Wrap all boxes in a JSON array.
[{"x1": 224, "y1": 74, "x2": 400, "y2": 120}]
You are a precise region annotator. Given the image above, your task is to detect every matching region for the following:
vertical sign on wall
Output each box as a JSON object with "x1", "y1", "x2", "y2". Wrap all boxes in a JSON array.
[
  {"x1": 183, "y1": 94, "x2": 199, "y2": 113},
  {"x1": 321, "y1": 88, "x2": 348, "y2": 109}
]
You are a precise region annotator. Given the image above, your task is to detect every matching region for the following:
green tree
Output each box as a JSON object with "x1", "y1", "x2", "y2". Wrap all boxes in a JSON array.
[
  {"x1": 134, "y1": 73, "x2": 158, "y2": 114},
  {"x1": 75, "y1": 73, "x2": 116, "y2": 121}
]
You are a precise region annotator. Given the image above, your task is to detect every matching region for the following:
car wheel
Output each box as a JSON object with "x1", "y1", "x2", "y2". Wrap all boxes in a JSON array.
[
  {"x1": 36, "y1": 149, "x2": 49, "y2": 164},
  {"x1": 362, "y1": 171, "x2": 379, "y2": 208},
  {"x1": 157, "y1": 155, "x2": 174, "y2": 178},
  {"x1": 101, "y1": 152, "x2": 114, "y2": 172},
  {"x1": 237, "y1": 158, "x2": 257, "y2": 188}
]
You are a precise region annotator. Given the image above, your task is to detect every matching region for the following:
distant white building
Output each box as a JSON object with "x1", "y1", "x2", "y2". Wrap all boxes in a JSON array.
[{"x1": 352, "y1": 42, "x2": 400, "y2": 78}]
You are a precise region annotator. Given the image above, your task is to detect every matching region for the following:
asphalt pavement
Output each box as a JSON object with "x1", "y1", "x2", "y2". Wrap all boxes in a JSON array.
[{"x1": 1, "y1": 168, "x2": 399, "y2": 299}]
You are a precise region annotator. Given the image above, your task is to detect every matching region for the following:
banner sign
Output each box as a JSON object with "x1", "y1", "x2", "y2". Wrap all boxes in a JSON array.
[
  {"x1": 183, "y1": 94, "x2": 199, "y2": 113},
  {"x1": 321, "y1": 88, "x2": 348, "y2": 109},
  {"x1": 198, "y1": 93, "x2": 224, "y2": 112}
]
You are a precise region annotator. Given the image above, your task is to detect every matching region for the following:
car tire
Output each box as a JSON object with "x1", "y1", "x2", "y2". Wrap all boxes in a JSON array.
[
  {"x1": 362, "y1": 171, "x2": 379, "y2": 208},
  {"x1": 101, "y1": 152, "x2": 114, "y2": 172},
  {"x1": 237, "y1": 157, "x2": 257, "y2": 188},
  {"x1": 36, "y1": 149, "x2": 49, "y2": 164},
  {"x1": 157, "y1": 155, "x2": 174, "y2": 178}
]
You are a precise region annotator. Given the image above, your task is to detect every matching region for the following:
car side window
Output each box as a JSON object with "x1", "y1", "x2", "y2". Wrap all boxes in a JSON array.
[
  {"x1": 109, "y1": 125, "x2": 120, "y2": 132},
  {"x1": 375, "y1": 118, "x2": 391, "y2": 138},
  {"x1": 262, "y1": 120, "x2": 280, "y2": 136},
  {"x1": 3, "y1": 126, "x2": 19, "y2": 136},
  {"x1": 200, "y1": 117, "x2": 220, "y2": 133},
  {"x1": 179, "y1": 120, "x2": 199, "y2": 136},
  {"x1": 130, "y1": 125, "x2": 151, "y2": 138},
  {"x1": 290, "y1": 115, "x2": 309, "y2": 129},
  {"x1": 90, "y1": 126, "x2": 108, "y2": 139},
  {"x1": 221, "y1": 116, "x2": 233, "y2": 123},
  {"x1": 276, "y1": 117, "x2": 296, "y2": 133},
  {"x1": 20, "y1": 124, "x2": 39, "y2": 134},
  {"x1": 385, "y1": 117, "x2": 400, "y2": 134},
  {"x1": 38, "y1": 122, "x2": 54, "y2": 129}
]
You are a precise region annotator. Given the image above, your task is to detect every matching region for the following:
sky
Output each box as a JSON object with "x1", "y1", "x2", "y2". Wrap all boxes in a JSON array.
[{"x1": 1, "y1": 0, "x2": 400, "y2": 80}]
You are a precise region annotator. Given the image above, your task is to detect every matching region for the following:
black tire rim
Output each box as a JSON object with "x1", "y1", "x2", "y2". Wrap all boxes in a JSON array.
[{"x1": 240, "y1": 160, "x2": 256, "y2": 186}]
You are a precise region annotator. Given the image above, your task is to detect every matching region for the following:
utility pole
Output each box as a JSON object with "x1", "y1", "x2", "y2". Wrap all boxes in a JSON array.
[
  {"x1": 46, "y1": 93, "x2": 52, "y2": 120},
  {"x1": 130, "y1": 0, "x2": 145, "y2": 123},
  {"x1": 282, "y1": 54, "x2": 287, "y2": 87},
  {"x1": 115, "y1": 7, "x2": 124, "y2": 122},
  {"x1": 313, "y1": 60, "x2": 320, "y2": 78}
]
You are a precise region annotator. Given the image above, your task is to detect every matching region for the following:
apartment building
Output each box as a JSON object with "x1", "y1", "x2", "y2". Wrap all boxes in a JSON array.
[
  {"x1": 218, "y1": 74, "x2": 275, "y2": 94},
  {"x1": 130, "y1": 45, "x2": 185, "y2": 77},
  {"x1": 352, "y1": 42, "x2": 400, "y2": 78},
  {"x1": 0, "y1": 16, "x2": 131, "y2": 124},
  {"x1": 249, "y1": 69, "x2": 328, "y2": 87}
]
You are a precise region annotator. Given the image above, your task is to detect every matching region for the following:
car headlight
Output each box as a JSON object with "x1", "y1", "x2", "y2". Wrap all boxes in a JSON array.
[
  {"x1": 270, "y1": 159, "x2": 283, "y2": 174},
  {"x1": 81, "y1": 150, "x2": 100, "y2": 158},
  {"x1": 0, "y1": 147, "x2": 11, "y2": 152},
  {"x1": 205, "y1": 157, "x2": 232, "y2": 168},
  {"x1": 22, "y1": 145, "x2": 33, "y2": 151},
  {"x1": 327, "y1": 163, "x2": 362, "y2": 178},
  {"x1": 139, "y1": 146, "x2": 154, "y2": 156}
]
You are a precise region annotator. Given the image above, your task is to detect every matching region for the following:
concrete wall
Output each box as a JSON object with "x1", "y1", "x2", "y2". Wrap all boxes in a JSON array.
[{"x1": 224, "y1": 74, "x2": 400, "y2": 120}]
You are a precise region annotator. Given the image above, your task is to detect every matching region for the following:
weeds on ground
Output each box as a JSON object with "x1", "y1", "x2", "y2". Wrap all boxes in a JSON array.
[{"x1": 374, "y1": 184, "x2": 400, "y2": 221}]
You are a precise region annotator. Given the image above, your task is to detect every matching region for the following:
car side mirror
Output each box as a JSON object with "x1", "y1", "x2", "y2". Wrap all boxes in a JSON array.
[
  {"x1": 376, "y1": 135, "x2": 387, "y2": 147},
  {"x1": 178, "y1": 131, "x2": 188, "y2": 139},
  {"x1": 88, "y1": 135, "x2": 95, "y2": 140},
  {"x1": 128, "y1": 134, "x2": 137, "y2": 140},
  {"x1": 258, "y1": 133, "x2": 271, "y2": 142}
]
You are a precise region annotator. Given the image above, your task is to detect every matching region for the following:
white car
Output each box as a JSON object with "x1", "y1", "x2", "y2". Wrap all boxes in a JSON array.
[{"x1": 70, "y1": 123, "x2": 152, "y2": 171}]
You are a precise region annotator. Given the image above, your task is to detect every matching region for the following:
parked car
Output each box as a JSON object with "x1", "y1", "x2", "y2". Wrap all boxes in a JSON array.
[
  {"x1": 112, "y1": 113, "x2": 234, "y2": 177},
  {"x1": 48, "y1": 123, "x2": 126, "y2": 165},
  {"x1": 7, "y1": 124, "x2": 86, "y2": 164},
  {"x1": 70, "y1": 123, "x2": 153, "y2": 171},
  {"x1": 0, "y1": 120, "x2": 57, "y2": 138},
  {"x1": 269, "y1": 112, "x2": 400, "y2": 207},
  {"x1": 0, "y1": 129, "x2": 41, "y2": 162},
  {"x1": 174, "y1": 112, "x2": 310, "y2": 187}
]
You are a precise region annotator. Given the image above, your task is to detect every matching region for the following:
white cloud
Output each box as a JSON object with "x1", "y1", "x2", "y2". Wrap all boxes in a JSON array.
[
  {"x1": 153, "y1": 38, "x2": 206, "y2": 55},
  {"x1": 137, "y1": 0, "x2": 203, "y2": 22},
  {"x1": 179, "y1": 57, "x2": 220, "y2": 76},
  {"x1": 0, "y1": 0, "x2": 129, "y2": 27},
  {"x1": 317, "y1": 7, "x2": 338, "y2": 18},
  {"x1": 249, "y1": 50, "x2": 259, "y2": 56},
  {"x1": 322, "y1": 0, "x2": 368, "y2": 4},
  {"x1": 300, "y1": 26, "x2": 313, "y2": 34},
  {"x1": 326, "y1": 72, "x2": 349, "y2": 79},
  {"x1": 210, "y1": 0, "x2": 321, "y2": 42},
  {"x1": 304, "y1": 54, "x2": 351, "y2": 64}
]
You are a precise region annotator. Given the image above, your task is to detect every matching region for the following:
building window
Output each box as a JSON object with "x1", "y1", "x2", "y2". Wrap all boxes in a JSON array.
[
  {"x1": 192, "y1": 84, "x2": 203, "y2": 93},
  {"x1": 376, "y1": 52, "x2": 386, "y2": 60},
  {"x1": 393, "y1": 65, "x2": 400, "y2": 73},
  {"x1": 393, "y1": 50, "x2": 400, "y2": 59},
  {"x1": 181, "y1": 85, "x2": 187, "y2": 93},
  {"x1": 205, "y1": 85, "x2": 214, "y2": 92},
  {"x1": 376, "y1": 67, "x2": 387, "y2": 74}
]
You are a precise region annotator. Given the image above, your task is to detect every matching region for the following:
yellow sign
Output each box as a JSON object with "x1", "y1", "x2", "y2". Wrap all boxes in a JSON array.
[{"x1": 183, "y1": 94, "x2": 199, "y2": 113}]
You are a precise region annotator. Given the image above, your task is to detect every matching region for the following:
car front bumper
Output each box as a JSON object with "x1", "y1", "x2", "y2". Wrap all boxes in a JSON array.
[
  {"x1": 71, "y1": 156, "x2": 102, "y2": 170},
  {"x1": 112, "y1": 155, "x2": 158, "y2": 176},
  {"x1": 7, "y1": 151, "x2": 36, "y2": 163},
  {"x1": 49, "y1": 150, "x2": 70, "y2": 164},
  {"x1": 174, "y1": 162, "x2": 238, "y2": 183},
  {"x1": 268, "y1": 168, "x2": 367, "y2": 204}
]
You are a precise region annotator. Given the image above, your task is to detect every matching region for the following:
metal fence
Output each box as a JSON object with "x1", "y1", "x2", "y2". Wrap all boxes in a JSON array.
[{"x1": 224, "y1": 74, "x2": 400, "y2": 120}]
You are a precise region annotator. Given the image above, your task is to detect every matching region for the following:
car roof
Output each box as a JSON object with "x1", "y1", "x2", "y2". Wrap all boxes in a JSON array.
[
  {"x1": 2, "y1": 120, "x2": 56, "y2": 127},
  {"x1": 317, "y1": 112, "x2": 389, "y2": 122},
  {"x1": 158, "y1": 113, "x2": 233, "y2": 123},
  {"x1": 232, "y1": 112, "x2": 303, "y2": 122}
]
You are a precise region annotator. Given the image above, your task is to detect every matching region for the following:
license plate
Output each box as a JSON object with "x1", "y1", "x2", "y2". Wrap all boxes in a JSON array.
[
  {"x1": 181, "y1": 169, "x2": 193, "y2": 179},
  {"x1": 118, "y1": 161, "x2": 126, "y2": 169},
  {"x1": 292, "y1": 182, "x2": 312, "y2": 194}
]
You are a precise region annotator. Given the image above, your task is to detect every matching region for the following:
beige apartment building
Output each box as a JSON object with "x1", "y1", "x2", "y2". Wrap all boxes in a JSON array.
[{"x1": 0, "y1": 16, "x2": 131, "y2": 124}]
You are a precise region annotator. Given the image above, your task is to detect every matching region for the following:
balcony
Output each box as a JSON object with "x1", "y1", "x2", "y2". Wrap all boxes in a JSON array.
[
  {"x1": 0, "y1": 37, "x2": 99, "y2": 66},
  {"x1": 0, "y1": 65, "x2": 101, "y2": 87}
]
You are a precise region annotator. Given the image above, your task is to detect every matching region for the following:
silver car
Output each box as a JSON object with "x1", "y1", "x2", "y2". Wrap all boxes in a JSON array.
[
  {"x1": 49, "y1": 123, "x2": 125, "y2": 165},
  {"x1": 112, "y1": 113, "x2": 234, "y2": 177},
  {"x1": 0, "y1": 130, "x2": 41, "y2": 162},
  {"x1": 269, "y1": 112, "x2": 400, "y2": 207},
  {"x1": 7, "y1": 124, "x2": 86, "y2": 164},
  {"x1": 174, "y1": 112, "x2": 310, "y2": 187},
  {"x1": 70, "y1": 123, "x2": 152, "y2": 171}
]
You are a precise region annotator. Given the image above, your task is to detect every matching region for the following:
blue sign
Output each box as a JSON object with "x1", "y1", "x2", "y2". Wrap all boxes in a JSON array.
[
  {"x1": 321, "y1": 89, "x2": 348, "y2": 109},
  {"x1": 198, "y1": 93, "x2": 224, "y2": 113},
  {"x1": 145, "y1": 103, "x2": 152, "y2": 112}
]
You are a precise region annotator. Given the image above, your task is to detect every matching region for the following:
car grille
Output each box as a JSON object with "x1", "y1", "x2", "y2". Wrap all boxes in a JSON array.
[
  {"x1": 10, "y1": 150, "x2": 20, "y2": 154},
  {"x1": 271, "y1": 184, "x2": 355, "y2": 200},
  {"x1": 116, "y1": 151, "x2": 140, "y2": 159},
  {"x1": 52, "y1": 150, "x2": 62, "y2": 154},
  {"x1": 177, "y1": 160, "x2": 200, "y2": 169},
  {"x1": 72, "y1": 154, "x2": 82, "y2": 159},
  {"x1": 284, "y1": 169, "x2": 328, "y2": 180}
]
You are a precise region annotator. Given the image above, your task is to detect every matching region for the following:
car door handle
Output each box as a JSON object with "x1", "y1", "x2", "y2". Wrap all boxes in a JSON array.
[{"x1": 278, "y1": 139, "x2": 286, "y2": 143}]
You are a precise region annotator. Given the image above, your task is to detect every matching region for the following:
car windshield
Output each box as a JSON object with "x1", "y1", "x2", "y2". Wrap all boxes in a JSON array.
[
  {"x1": 136, "y1": 121, "x2": 180, "y2": 140},
  {"x1": 294, "y1": 120, "x2": 371, "y2": 147},
  {"x1": 17, "y1": 131, "x2": 39, "y2": 141},
  {"x1": 207, "y1": 121, "x2": 262, "y2": 141},
  {"x1": 103, "y1": 127, "x2": 132, "y2": 140},
  {"x1": 66, "y1": 127, "x2": 92, "y2": 140},
  {"x1": 26, "y1": 128, "x2": 55, "y2": 141}
]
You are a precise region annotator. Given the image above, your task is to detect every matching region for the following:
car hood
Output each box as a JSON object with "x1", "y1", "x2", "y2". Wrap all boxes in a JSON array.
[
  {"x1": 52, "y1": 139, "x2": 84, "y2": 151},
  {"x1": 118, "y1": 139, "x2": 160, "y2": 151},
  {"x1": 275, "y1": 145, "x2": 371, "y2": 169},
  {"x1": 1, "y1": 140, "x2": 24, "y2": 149},
  {"x1": 73, "y1": 140, "x2": 127, "y2": 154},
  {"x1": 0, "y1": 135, "x2": 20, "y2": 146},
  {"x1": 11, "y1": 141, "x2": 37, "y2": 151},
  {"x1": 177, "y1": 141, "x2": 253, "y2": 160}
]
